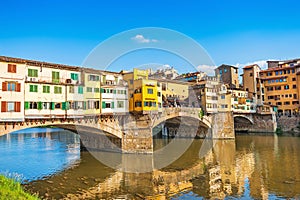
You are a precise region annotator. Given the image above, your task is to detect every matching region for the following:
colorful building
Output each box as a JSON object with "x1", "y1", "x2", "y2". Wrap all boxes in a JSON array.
[
  {"x1": 123, "y1": 69, "x2": 159, "y2": 113},
  {"x1": 258, "y1": 59, "x2": 300, "y2": 116},
  {"x1": 242, "y1": 64, "x2": 262, "y2": 104},
  {"x1": 0, "y1": 57, "x2": 25, "y2": 122}
]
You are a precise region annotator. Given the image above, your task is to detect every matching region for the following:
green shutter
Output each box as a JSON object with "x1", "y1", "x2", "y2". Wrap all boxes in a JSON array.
[
  {"x1": 25, "y1": 102, "x2": 29, "y2": 110},
  {"x1": 83, "y1": 101, "x2": 87, "y2": 110},
  {"x1": 28, "y1": 69, "x2": 32, "y2": 77},
  {"x1": 102, "y1": 101, "x2": 106, "y2": 108},
  {"x1": 113, "y1": 90, "x2": 116, "y2": 94},
  {"x1": 51, "y1": 102, "x2": 55, "y2": 110},
  {"x1": 111, "y1": 102, "x2": 114, "y2": 108},
  {"x1": 100, "y1": 88, "x2": 104, "y2": 93},
  {"x1": 62, "y1": 102, "x2": 66, "y2": 110},
  {"x1": 38, "y1": 102, "x2": 42, "y2": 110}
]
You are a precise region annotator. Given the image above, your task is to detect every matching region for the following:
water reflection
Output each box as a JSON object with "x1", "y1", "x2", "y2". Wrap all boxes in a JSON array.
[
  {"x1": 0, "y1": 128, "x2": 80, "y2": 182},
  {"x1": 23, "y1": 134, "x2": 300, "y2": 199}
]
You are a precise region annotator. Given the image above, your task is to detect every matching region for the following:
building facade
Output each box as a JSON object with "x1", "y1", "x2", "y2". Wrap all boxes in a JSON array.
[
  {"x1": 215, "y1": 64, "x2": 239, "y2": 89},
  {"x1": 0, "y1": 57, "x2": 25, "y2": 122}
]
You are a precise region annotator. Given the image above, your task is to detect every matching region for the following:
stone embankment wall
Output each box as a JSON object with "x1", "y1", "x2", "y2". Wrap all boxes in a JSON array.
[{"x1": 277, "y1": 116, "x2": 300, "y2": 136}]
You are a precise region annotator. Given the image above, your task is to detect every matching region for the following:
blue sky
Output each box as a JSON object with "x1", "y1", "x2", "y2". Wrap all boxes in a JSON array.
[{"x1": 1, "y1": 0, "x2": 300, "y2": 74}]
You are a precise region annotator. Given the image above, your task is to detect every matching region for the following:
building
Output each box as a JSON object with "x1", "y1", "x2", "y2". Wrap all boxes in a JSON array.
[
  {"x1": 218, "y1": 84, "x2": 231, "y2": 112},
  {"x1": 174, "y1": 71, "x2": 206, "y2": 83},
  {"x1": 151, "y1": 78, "x2": 190, "y2": 107},
  {"x1": 189, "y1": 76, "x2": 220, "y2": 114},
  {"x1": 25, "y1": 62, "x2": 83, "y2": 120},
  {"x1": 148, "y1": 66, "x2": 179, "y2": 80},
  {"x1": 229, "y1": 89, "x2": 256, "y2": 113},
  {"x1": 100, "y1": 72, "x2": 128, "y2": 114},
  {"x1": 123, "y1": 69, "x2": 159, "y2": 113},
  {"x1": 215, "y1": 64, "x2": 239, "y2": 89},
  {"x1": 242, "y1": 64, "x2": 262, "y2": 104},
  {"x1": 259, "y1": 59, "x2": 300, "y2": 116},
  {"x1": 0, "y1": 57, "x2": 25, "y2": 122}
]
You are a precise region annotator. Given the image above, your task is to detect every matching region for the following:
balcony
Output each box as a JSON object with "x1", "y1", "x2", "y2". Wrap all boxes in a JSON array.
[
  {"x1": 101, "y1": 80, "x2": 127, "y2": 87},
  {"x1": 25, "y1": 76, "x2": 80, "y2": 85}
]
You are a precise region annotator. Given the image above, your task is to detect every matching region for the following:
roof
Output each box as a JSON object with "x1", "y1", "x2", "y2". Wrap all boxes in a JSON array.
[
  {"x1": 217, "y1": 64, "x2": 238, "y2": 69},
  {"x1": 0, "y1": 55, "x2": 122, "y2": 75},
  {"x1": 243, "y1": 64, "x2": 261, "y2": 69}
]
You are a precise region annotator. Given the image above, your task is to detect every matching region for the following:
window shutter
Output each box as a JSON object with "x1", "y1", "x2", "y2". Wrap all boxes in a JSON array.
[
  {"x1": 16, "y1": 83, "x2": 21, "y2": 92},
  {"x1": 38, "y1": 102, "x2": 43, "y2": 110},
  {"x1": 15, "y1": 102, "x2": 21, "y2": 112},
  {"x1": 2, "y1": 82, "x2": 7, "y2": 91},
  {"x1": 1, "y1": 101, "x2": 7, "y2": 112},
  {"x1": 100, "y1": 88, "x2": 104, "y2": 93},
  {"x1": 24, "y1": 102, "x2": 29, "y2": 110},
  {"x1": 111, "y1": 102, "x2": 114, "y2": 108},
  {"x1": 62, "y1": 102, "x2": 66, "y2": 110},
  {"x1": 51, "y1": 102, "x2": 55, "y2": 110},
  {"x1": 102, "y1": 101, "x2": 106, "y2": 108},
  {"x1": 113, "y1": 90, "x2": 116, "y2": 94}
]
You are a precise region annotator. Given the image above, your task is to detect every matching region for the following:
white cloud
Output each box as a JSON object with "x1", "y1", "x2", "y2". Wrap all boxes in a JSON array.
[
  {"x1": 235, "y1": 60, "x2": 269, "y2": 70},
  {"x1": 131, "y1": 34, "x2": 158, "y2": 43},
  {"x1": 196, "y1": 65, "x2": 217, "y2": 75}
]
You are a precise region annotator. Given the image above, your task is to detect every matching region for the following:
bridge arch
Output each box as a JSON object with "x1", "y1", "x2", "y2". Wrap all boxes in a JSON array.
[{"x1": 233, "y1": 115, "x2": 254, "y2": 124}]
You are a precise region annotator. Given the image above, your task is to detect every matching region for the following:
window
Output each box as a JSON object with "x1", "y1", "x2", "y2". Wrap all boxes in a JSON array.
[
  {"x1": 294, "y1": 94, "x2": 297, "y2": 99},
  {"x1": 147, "y1": 88, "x2": 153, "y2": 94},
  {"x1": 94, "y1": 88, "x2": 100, "y2": 93},
  {"x1": 8, "y1": 82, "x2": 15, "y2": 91},
  {"x1": 157, "y1": 92, "x2": 161, "y2": 97},
  {"x1": 275, "y1": 86, "x2": 281, "y2": 90},
  {"x1": 219, "y1": 69, "x2": 223, "y2": 74},
  {"x1": 130, "y1": 80, "x2": 133, "y2": 84},
  {"x1": 8, "y1": 64, "x2": 16, "y2": 73},
  {"x1": 7, "y1": 102, "x2": 14, "y2": 112},
  {"x1": 55, "y1": 103, "x2": 61, "y2": 109},
  {"x1": 250, "y1": 73, "x2": 253, "y2": 77},
  {"x1": 2, "y1": 82, "x2": 20, "y2": 92},
  {"x1": 69, "y1": 86, "x2": 74, "y2": 93},
  {"x1": 52, "y1": 71, "x2": 60, "y2": 83},
  {"x1": 292, "y1": 69, "x2": 295, "y2": 73},
  {"x1": 94, "y1": 101, "x2": 100, "y2": 109},
  {"x1": 105, "y1": 103, "x2": 111, "y2": 108},
  {"x1": 78, "y1": 86, "x2": 83, "y2": 94},
  {"x1": 284, "y1": 85, "x2": 289, "y2": 90},
  {"x1": 29, "y1": 85, "x2": 38, "y2": 92},
  {"x1": 293, "y1": 85, "x2": 297, "y2": 89},
  {"x1": 135, "y1": 101, "x2": 142, "y2": 107},
  {"x1": 88, "y1": 75, "x2": 100, "y2": 81},
  {"x1": 43, "y1": 85, "x2": 50, "y2": 93},
  {"x1": 86, "y1": 87, "x2": 93, "y2": 92},
  {"x1": 29, "y1": 102, "x2": 38, "y2": 109},
  {"x1": 284, "y1": 101, "x2": 290, "y2": 105},
  {"x1": 224, "y1": 68, "x2": 228, "y2": 73},
  {"x1": 162, "y1": 83, "x2": 166, "y2": 91},
  {"x1": 71, "y1": 73, "x2": 78, "y2": 80},
  {"x1": 28, "y1": 69, "x2": 38, "y2": 77},
  {"x1": 54, "y1": 86, "x2": 62, "y2": 94},
  {"x1": 267, "y1": 72, "x2": 272, "y2": 76},
  {"x1": 117, "y1": 101, "x2": 124, "y2": 108}
]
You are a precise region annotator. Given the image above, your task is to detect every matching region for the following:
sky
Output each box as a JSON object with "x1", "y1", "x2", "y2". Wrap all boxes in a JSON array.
[{"x1": 1, "y1": 0, "x2": 300, "y2": 74}]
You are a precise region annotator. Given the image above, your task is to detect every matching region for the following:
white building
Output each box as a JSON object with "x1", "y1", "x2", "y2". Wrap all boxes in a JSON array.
[
  {"x1": 24, "y1": 61, "x2": 84, "y2": 119},
  {"x1": 101, "y1": 72, "x2": 128, "y2": 114},
  {"x1": 0, "y1": 57, "x2": 25, "y2": 122}
]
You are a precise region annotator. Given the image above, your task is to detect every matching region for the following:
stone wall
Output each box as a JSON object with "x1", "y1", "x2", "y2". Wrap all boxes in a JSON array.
[
  {"x1": 277, "y1": 116, "x2": 300, "y2": 133},
  {"x1": 211, "y1": 112, "x2": 235, "y2": 139}
]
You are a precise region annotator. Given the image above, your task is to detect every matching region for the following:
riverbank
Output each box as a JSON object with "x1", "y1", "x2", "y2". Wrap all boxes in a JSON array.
[
  {"x1": 0, "y1": 175, "x2": 39, "y2": 200},
  {"x1": 277, "y1": 116, "x2": 300, "y2": 136}
]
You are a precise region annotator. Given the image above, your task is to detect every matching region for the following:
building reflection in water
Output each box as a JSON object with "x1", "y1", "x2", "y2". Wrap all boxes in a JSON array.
[{"x1": 25, "y1": 135, "x2": 300, "y2": 199}]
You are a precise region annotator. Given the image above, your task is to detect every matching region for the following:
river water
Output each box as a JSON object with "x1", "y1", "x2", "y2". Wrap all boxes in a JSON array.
[{"x1": 0, "y1": 128, "x2": 300, "y2": 199}]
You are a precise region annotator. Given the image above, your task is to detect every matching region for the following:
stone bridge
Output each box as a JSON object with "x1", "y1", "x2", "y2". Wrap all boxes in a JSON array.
[
  {"x1": 233, "y1": 112, "x2": 277, "y2": 133},
  {"x1": 0, "y1": 108, "x2": 235, "y2": 153}
]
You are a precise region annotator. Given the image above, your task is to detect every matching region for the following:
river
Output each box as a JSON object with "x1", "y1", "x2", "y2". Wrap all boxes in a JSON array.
[{"x1": 0, "y1": 128, "x2": 299, "y2": 199}]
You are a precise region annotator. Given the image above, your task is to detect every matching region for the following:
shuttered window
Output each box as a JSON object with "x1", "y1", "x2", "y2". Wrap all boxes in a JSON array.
[
  {"x1": 29, "y1": 85, "x2": 38, "y2": 92},
  {"x1": 54, "y1": 86, "x2": 62, "y2": 94},
  {"x1": 28, "y1": 69, "x2": 38, "y2": 77},
  {"x1": 78, "y1": 86, "x2": 83, "y2": 94},
  {"x1": 15, "y1": 102, "x2": 21, "y2": 112},
  {"x1": 43, "y1": 86, "x2": 50, "y2": 93},
  {"x1": 52, "y1": 71, "x2": 60, "y2": 83},
  {"x1": 71, "y1": 73, "x2": 78, "y2": 80},
  {"x1": 8, "y1": 64, "x2": 17, "y2": 73},
  {"x1": 1, "y1": 101, "x2": 7, "y2": 112}
]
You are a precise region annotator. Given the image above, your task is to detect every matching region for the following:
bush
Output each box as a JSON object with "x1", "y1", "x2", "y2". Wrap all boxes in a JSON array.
[{"x1": 0, "y1": 175, "x2": 39, "y2": 200}]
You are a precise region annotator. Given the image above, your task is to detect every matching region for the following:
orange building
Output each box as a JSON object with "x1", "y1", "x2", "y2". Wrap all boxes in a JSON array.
[{"x1": 258, "y1": 59, "x2": 300, "y2": 116}]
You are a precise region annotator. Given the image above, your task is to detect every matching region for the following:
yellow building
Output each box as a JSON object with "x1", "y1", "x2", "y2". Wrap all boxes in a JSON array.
[
  {"x1": 123, "y1": 69, "x2": 159, "y2": 113},
  {"x1": 83, "y1": 68, "x2": 101, "y2": 116}
]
